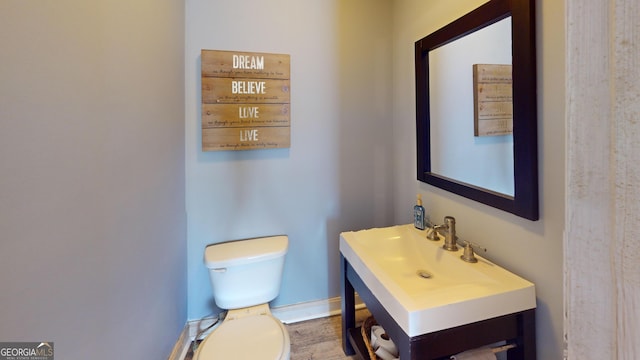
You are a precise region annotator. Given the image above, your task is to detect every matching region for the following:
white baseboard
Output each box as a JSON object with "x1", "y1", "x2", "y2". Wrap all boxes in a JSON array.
[
  {"x1": 167, "y1": 323, "x2": 190, "y2": 360},
  {"x1": 272, "y1": 294, "x2": 364, "y2": 324},
  {"x1": 170, "y1": 295, "x2": 364, "y2": 359}
]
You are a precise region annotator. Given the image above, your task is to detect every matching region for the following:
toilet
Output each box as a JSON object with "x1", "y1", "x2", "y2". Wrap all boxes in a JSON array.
[{"x1": 195, "y1": 235, "x2": 290, "y2": 360}]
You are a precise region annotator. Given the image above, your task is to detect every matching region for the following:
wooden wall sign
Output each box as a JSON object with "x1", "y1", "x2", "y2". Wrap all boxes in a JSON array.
[
  {"x1": 201, "y1": 50, "x2": 290, "y2": 151},
  {"x1": 473, "y1": 64, "x2": 512, "y2": 136}
]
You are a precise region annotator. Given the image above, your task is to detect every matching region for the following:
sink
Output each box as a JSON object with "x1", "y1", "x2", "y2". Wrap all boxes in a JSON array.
[{"x1": 339, "y1": 224, "x2": 535, "y2": 337}]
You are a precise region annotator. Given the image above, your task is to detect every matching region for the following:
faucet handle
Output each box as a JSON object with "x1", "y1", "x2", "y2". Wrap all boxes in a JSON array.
[
  {"x1": 426, "y1": 224, "x2": 443, "y2": 241},
  {"x1": 459, "y1": 239, "x2": 487, "y2": 252},
  {"x1": 460, "y1": 243, "x2": 478, "y2": 263},
  {"x1": 458, "y1": 239, "x2": 487, "y2": 263}
]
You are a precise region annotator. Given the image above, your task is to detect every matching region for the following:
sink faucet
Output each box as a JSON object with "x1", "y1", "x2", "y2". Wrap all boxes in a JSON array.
[
  {"x1": 436, "y1": 216, "x2": 458, "y2": 251},
  {"x1": 426, "y1": 216, "x2": 459, "y2": 251},
  {"x1": 427, "y1": 216, "x2": 488, "y2": 260}
]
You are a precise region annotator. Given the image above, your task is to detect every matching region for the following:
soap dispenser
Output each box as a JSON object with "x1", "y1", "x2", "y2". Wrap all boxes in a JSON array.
[{"x1": 414, "y1": 194, "x2": 425, "y2": 230}]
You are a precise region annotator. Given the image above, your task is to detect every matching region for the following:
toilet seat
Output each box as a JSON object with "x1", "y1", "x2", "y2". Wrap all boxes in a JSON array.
[{"x1": 195, "y1": 313, "x2": 290, "y2": 360}]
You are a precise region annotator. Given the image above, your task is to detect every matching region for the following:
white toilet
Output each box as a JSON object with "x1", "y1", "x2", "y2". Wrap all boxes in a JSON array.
[{"x1": 195, "y1": 235, "x2": 290, "y2": 360}]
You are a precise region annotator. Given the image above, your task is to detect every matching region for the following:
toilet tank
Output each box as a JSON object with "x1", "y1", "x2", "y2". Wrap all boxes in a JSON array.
[{"x1": 204, "y1": 235, "x2": 288, "y2": 309}]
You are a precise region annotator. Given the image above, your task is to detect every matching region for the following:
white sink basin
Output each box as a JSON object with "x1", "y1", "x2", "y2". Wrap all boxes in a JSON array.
[{"x1": 339, "y1": 224, "x2": 535, "y2": 337}]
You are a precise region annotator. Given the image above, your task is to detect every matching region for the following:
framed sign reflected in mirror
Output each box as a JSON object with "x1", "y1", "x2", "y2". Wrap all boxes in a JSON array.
[{"x1": 415, "y1": 0, "x2": 538, "y2": 220}]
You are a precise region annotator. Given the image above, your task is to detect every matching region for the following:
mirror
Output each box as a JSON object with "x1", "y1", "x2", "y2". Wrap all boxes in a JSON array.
[
  {"x1": 415, "y1": 0, "x2": 538, "y2": 220},
  {"x1": 429, "y1": 17, "x2": 514, "y2": 196}
]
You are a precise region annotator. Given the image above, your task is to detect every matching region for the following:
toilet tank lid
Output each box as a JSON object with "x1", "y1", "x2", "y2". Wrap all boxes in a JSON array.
[{"x1": 204, "y1": 235, "x2": 288, "y2": 268}]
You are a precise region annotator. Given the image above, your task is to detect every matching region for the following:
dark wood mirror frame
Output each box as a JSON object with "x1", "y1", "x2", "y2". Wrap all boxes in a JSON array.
[{"x1": 415, "y1": 0, "x2": 538, "y2": 220}]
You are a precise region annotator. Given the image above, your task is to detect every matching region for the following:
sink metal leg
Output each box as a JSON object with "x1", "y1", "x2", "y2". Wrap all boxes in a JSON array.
[{"x1": 341, "y1": 254, "x2": 356, "y2": 355}]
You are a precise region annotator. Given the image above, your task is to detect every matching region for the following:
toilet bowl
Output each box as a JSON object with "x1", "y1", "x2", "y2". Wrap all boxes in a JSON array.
[{"x1": 196, "y1": 236, "x2": 290, "y2": 360}]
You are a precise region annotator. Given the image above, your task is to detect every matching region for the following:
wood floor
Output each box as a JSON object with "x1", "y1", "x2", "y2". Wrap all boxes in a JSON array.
[{"x1": 183, "y1": 308, "x2": 371, "y2": 360}]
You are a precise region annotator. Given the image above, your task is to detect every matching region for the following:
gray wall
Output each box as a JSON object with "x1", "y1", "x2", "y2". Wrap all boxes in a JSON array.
[
  {"x1": 185, "y1": 0, "x2": 395, "y2": 319},
  {"x1": 0, "y1": 1, "x2": 187, "y2": 359},
  {"x1": 391, "y1": 1, "x2": 566, "y2": 359}
]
